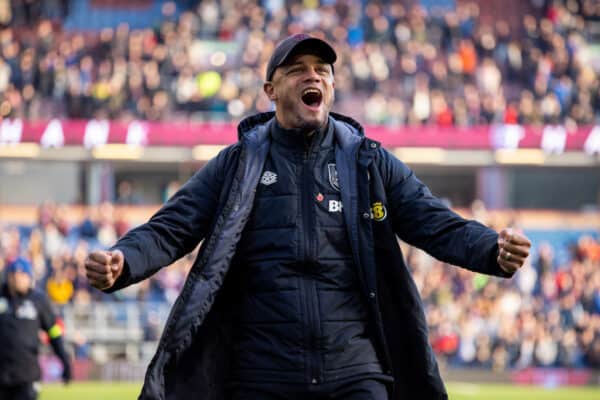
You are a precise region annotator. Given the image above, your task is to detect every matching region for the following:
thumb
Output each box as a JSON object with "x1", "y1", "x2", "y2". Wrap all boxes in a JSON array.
[{"x1": 109, "y1": 250, "x2": 123, "y2": 272}]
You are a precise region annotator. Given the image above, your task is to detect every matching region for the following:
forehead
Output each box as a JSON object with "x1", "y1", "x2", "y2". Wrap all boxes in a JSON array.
[
  {"x1": 10, "y1": 270, "x2": 30, "y2": 277},
  {"x1": 8, "y1": 272, "x2": 30, "y2": 284}
]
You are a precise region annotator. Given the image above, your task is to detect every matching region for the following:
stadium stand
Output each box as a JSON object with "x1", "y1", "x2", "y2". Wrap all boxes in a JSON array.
[{"x1": 0, "y1": 0, "x2": 598, "y2": 125}]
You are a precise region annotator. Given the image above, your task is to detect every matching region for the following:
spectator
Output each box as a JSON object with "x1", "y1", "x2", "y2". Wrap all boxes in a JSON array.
[{"x1": 115, "y1": 181, "x2": 142, "y2": 205}]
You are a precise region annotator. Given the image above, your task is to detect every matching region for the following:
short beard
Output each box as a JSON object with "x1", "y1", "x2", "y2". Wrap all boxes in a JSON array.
[{"x1": 298, "y1": 117, "x2": 326, "y2": 133}]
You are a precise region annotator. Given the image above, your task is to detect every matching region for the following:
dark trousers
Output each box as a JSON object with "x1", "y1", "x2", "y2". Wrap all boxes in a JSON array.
[
  {"x1": 0, "y1": 383, "x2": 37, "y2": 400},
  {"x1": 231, "y1": 379, "x2": 389, "y2": 400}
]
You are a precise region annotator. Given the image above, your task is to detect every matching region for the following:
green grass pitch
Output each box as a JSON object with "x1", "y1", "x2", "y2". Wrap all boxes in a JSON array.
[{"x1": 38, "y1": 381, "x2": 600, "y2": 399}]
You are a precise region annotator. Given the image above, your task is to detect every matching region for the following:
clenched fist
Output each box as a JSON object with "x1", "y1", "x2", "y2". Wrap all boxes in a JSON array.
[
  {"x1": 84, "y1": 250, "x2": 125, "y2": 290},
  {"x1": 497, "y1": 228, "x2": 531, "y2": 274}
]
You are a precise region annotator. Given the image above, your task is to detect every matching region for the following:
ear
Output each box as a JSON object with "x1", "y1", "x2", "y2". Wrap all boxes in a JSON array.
[{"x1": 263, "y1": 82, "x2": 277, "y2": 101}]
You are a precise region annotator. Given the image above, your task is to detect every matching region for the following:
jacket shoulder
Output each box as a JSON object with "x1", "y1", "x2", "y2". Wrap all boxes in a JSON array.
[
  {"x1": 207, "y1": 142, "x2": 242, "y2": 175},
  {"x1": 363, "y1": 137, "x2": 381, "y2": 152},
  {"x1": 218, "y1": 142, "x2": 242, "y2": 163},
  {"x1": 367, "y1": 143, "x2": 414, "y2": 189}
]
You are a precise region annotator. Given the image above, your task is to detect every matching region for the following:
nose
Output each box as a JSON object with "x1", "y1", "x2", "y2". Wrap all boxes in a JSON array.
[{"x1": 303, "y1": 66, "x2": 322, "y2": 82}]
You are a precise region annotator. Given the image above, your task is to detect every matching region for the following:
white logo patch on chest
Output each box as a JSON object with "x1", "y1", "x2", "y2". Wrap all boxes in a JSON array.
[
  {"x1": 328, "y1": 200, "x2": 343, "y2": 212},
  {"x1": 16, "y1": 299, "x2": 37, "y2": 320},
  {"x1": 260, "y1": 171, "x2": 277, "y2": 186}
]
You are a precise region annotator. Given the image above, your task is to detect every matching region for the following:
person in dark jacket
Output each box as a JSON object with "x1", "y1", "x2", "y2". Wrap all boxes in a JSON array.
[
  {"x1": 0, "y1": 257, "x2": 72, "y2": 400},
  {"x1": 85, "y1": 34, "x2": 531, "y2": 400}
]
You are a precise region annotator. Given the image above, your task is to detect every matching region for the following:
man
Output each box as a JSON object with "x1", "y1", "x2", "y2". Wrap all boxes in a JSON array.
[
  {"x1": 0, "y1": 257, "x2": 72, "y2": 400},
  {"x1": 85, "y1": 34, "x2": 530, "y2": 400}
]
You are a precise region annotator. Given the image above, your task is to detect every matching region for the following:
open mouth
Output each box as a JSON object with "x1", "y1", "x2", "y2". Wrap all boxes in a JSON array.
[{"x1": 301, "y1": 88, "x2": 323, "y2": 108}]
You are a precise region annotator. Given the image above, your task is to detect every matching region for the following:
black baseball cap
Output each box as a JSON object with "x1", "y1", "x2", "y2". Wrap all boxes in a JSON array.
[{"x1": 266, "y1": 34, "x2": 337, "y2": 81}]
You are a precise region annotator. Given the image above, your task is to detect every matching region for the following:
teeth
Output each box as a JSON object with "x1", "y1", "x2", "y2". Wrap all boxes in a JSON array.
[{"x1": 302, "y1": 88, "x2": 321, "y2": 96}]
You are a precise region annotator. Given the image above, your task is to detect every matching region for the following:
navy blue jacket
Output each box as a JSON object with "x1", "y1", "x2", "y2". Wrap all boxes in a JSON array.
[
  {"x1": 230, "y1": 120, "x2": 384, "y2": 385},
  {"x1": 109, "y1": 112, "x2": 510, "y2": 400}
]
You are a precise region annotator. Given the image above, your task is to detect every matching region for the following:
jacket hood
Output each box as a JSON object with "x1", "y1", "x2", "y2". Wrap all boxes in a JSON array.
[
  {"x1": 237, "y1": 112, "x2": 276, "y2": 139},
  {"x1": 237, "y1": 111, "x2": 366, "y2": 141}
]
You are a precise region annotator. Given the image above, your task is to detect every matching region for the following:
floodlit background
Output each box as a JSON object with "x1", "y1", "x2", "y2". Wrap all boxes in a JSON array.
[{"x1": 0, "y1": 0, "x2": 599, "y2": 398}]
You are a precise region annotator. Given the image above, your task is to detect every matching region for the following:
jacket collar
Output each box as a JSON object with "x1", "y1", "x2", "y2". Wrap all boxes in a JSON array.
[
  {"x1": 238, "y1": 111, "x2": 368, "y2": 154},
  {"x1": 236, "y1": 112, "x2": 274, "y2": 152},
  {"x1": 330, "y1": 112, "x2": 363, "y2": 155},
  {"x1": 270, "y1": 119, "x2": 333, "y2": 151},
  {"x1": 237, "y1": 112, "x2": 275, "y2": 140}
]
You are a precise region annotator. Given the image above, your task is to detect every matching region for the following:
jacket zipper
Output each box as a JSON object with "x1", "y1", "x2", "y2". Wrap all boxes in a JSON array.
[{"x1": 300, "y1": 138, "x2": 321, "y2": 384}]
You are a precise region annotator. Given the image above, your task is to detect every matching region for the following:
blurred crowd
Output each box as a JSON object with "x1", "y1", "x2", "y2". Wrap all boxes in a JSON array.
[
  {"x1": 0, "y1": 0, "x2": 599, "y2": 126},
  {"x1": 0, "y1": 201, "x2": 194, "y2": 308},
  {"x1": 412, "y1": 207, "x2": 600, "y2": 371},
  {"x1": 0, "y1": 201, "x2": 599, "y2": 370}
]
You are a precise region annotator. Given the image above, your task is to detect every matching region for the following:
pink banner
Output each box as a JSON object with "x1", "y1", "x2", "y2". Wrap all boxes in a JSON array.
[
  {"x1": 511, "y1": 367, "x2": 593, "y2": 386},
  {"x1": 1, "y1": 118, "x2": 598, "y2": 153}
]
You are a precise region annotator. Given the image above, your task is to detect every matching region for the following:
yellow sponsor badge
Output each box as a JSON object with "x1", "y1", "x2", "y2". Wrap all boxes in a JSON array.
[{"x1": 371, "y1": 201, "x2": 387, "y2": 221}]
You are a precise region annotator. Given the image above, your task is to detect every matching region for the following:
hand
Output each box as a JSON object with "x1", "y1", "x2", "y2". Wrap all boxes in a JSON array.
[
  {"x1": 62, "y1": 362, "x2": 72, "y2": 384},
  {"x1": 497, "y1": 228, "x2": 531, "y2": 274},
  {"x1": 85, "y1": 249, "x2": 124, "y2": 290}
]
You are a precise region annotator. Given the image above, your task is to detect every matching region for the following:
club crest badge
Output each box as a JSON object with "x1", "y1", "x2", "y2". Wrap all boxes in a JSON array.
[
  {"x1": 327, "y1": 163, "x2": 340, "y2": 191},
  {"x1": 371, "y1": 201, "x2": 387, "y2": 221},
  {"x1": 260, "y1": 171, "x2": 277, "y2": 186}
]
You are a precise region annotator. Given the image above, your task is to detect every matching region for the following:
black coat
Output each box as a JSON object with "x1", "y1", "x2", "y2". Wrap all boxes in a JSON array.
[
  {"x1": 0, "y1": 285, "x2": 61, "y2": 385},
  {"x1": 109, "y1": 112, "x2": 511, "y2": 400}
]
